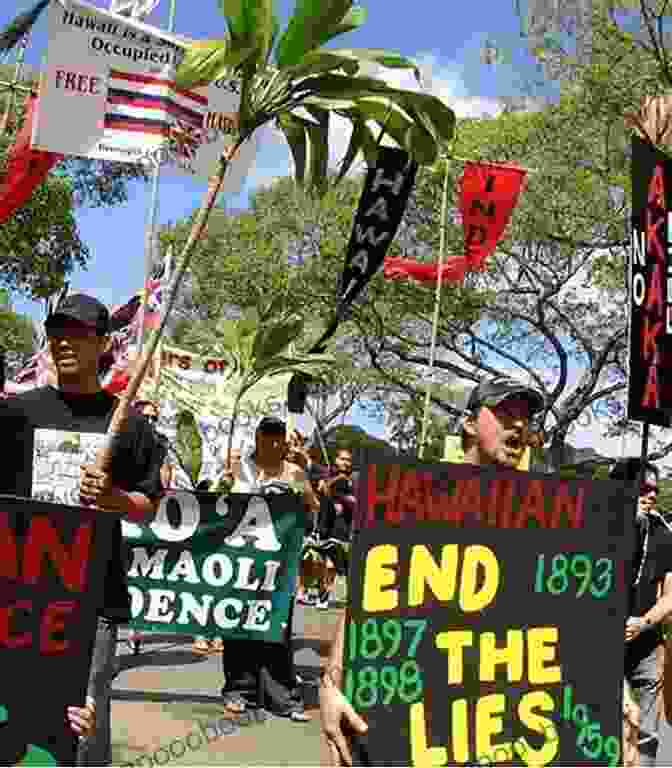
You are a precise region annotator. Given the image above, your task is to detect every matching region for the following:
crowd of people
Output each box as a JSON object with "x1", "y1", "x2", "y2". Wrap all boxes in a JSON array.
[{"x1": 3, "y1": 290, "x2": 672, "y2": 766}]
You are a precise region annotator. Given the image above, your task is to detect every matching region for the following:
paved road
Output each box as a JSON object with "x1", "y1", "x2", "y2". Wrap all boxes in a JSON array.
[{"x1": 111, "y1": 603, "x2": 341, "y2": 766}]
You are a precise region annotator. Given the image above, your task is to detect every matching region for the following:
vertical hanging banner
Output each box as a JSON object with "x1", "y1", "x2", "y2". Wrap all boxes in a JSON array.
[
  {"x1": 0, "y1": 496, "x2": 114, "y2": 765},
  {"x1": 459, "y1": 161, "x2": 527, "y2": 272},
  {"x1": 337, "y1": 147, "x2": 418, "y2": 313},
  {"x1": 345, "y1": 460, "x2": 633, "y2": 767},
  {"x1": 31, "y1": 0, "x2": 256, "y2": 195},
  {"x1": 628, "y1": 136, "x2": 672, "y2": 426}
]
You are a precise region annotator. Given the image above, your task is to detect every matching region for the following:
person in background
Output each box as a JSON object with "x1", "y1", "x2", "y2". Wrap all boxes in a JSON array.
[
  {"x1": 315, "y1": 448, "x2": 355, "y2": 610},
  {"x1": 0, "y1": 294, "x2": 163, "y2": 766},
  {"x1": 609, "y1": 458, "x2": 672, "y2": 767},
  {"x1": 220, "y1": 417, "x2": 318, "y2": 722},
  {"x1": 319, "y1": 375, "x2": 545, "y2": 765}
]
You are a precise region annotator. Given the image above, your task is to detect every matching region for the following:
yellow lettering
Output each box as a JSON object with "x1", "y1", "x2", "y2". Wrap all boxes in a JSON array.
[
  {"x1": 408, "y1": 545, "x2": 458, "y2": 607},
  {"x1": 460, "y1": 545, "x2": 499, "y2": 611},
  {"x1": 475, "y1": 694, "x2": 510, "y2": 764},
  {"x1": 515, "y1": 691, "x2": 559, "y2": 766},
  {"x1": 528, "y1": 627, "x2": 562, "y2": 684},
  {"x1": 409, "y1": 701, "x2": 447, "y2": 767},
  {"x1": 435, "y1": 630, "x2": 472, "y2": 684},
  {"x1": 479, "y1": 630, "x2": 524, "y2": 682},
  {"x1": 451, "y1": 699, "x2": 469, "y2": 763},
  {"x1": 363, "y1": 545, "x2": 398, "y2": 612}
]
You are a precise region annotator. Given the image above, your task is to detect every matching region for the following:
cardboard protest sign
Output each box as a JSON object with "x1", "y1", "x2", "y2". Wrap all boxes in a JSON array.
[
  {"x1": 628, "y1": 136, "x2": 672, "y2": 426},
  {"x1": 33, "y1": 0, "x2": 256, "y2": 192},
  {"x1": 344, "y1": 461, "x2": 634, "y2": 766},
  {"x1": 0, "y1": 496, "x2": 114, "y2": 765},
  {"x1": 123, "y1": 491, "x2": 304, "y2": 642}
]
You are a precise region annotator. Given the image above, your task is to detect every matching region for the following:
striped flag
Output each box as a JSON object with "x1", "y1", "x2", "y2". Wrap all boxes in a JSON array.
[{"x1": 105, "y1": 69, "x2": 208, "y2": 142}]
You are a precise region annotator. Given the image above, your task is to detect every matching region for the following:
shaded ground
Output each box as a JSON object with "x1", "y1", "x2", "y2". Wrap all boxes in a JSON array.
[{"x1": 111, "y1": 603, "x2": 343, "y2": 766}]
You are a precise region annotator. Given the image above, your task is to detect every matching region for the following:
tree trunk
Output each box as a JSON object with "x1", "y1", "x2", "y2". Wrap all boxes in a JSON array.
[
  {"x1": 95, "y1": 145, "x2": 240, "y2": 473},
  {"x1": 225, "y1": 388, "x2": 245, "y2": 471},
  {"x1": 549, "y1": 427, "x2": 570, "y2": 471}
]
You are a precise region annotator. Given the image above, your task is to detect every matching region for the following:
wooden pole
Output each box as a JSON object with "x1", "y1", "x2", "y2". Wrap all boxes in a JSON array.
[{"x1": 418, "y1": 159, "x2": 450, "y2": 459}]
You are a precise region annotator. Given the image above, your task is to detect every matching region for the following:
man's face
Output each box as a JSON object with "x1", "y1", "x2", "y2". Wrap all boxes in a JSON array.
[
  {"x1": 334, "y1": 450, "x2": 353, "y2": 475},
  {"x1": 468, "y1": 397, "x2": 532, "y2": 468},
  {"x1": 256, "y1": 429, "x2": 286, "y2": 464},
  {"x1": 638, "y1": 470, "x2": 658, "y2": 517},
  {"x1": 47, "y1": 321, "x2": 107, "y2": 379}
]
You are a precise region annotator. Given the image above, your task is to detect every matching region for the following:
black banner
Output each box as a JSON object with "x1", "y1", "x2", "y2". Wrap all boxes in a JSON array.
[
  {"x1": 345, "y1": 461, "x2": 634, "y2": 766},
  {"x1": 0, "y1": 496, "x2": 114, "y2": 765},
  {"x1": 336, "y1": 147, "x2": 418, "y2": 314},
  {"x1": 628, "y1": 136, "x2": 672, "y2": 426}
]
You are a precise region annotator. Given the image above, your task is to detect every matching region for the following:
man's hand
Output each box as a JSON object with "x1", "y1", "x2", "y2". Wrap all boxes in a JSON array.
[
  {"x1": 625, "y1": 616, "x2": 647, "y2": 642},
  {"x1": 320, "y1": 671, "x2": 368, "y2": 766},
  {"x1": 79, "y1": 465, "x2": 126, "y2": 511}
]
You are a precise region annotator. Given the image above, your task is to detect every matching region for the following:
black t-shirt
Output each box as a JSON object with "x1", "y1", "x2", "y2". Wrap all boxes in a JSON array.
[
  {"x1": 0, "y1": 386, "x2": 163, "y2": 622},
  {"x1": 626, "y1": 516, "x2": 672, "y2": 668}
]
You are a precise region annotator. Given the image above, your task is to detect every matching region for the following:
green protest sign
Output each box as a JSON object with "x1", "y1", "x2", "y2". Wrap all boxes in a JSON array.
[{"x1": 123, "y1": 491, "x2": 304, "y2": 642}]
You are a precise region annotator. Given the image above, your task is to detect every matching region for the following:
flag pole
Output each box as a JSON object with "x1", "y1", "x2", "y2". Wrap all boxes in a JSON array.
[
  {"x1": 136, "y1": 0, "x2": 176, "y2": 356},
  {"x1": 418, "y1": 158, "x2": 450, "y2": 459}
]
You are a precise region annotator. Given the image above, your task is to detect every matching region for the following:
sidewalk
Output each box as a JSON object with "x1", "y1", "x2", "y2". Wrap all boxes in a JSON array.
[{"x1": 111, "y1": 603, "x2": 342, "y2": 766}]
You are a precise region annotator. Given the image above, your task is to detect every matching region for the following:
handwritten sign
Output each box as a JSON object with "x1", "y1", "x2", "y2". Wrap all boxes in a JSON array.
[
  {"x1": 123, "y1": 491, "x2": 304, "y2": 642},
  {"x1": 628, "y1": 135, "x2": 672, "y2": 425},
  {"x1": 0, "y1": 496, "x2": 113, "y2": 765},
  {"x1": 344, "y1": 461, "x2": 634, "y2": 766}
]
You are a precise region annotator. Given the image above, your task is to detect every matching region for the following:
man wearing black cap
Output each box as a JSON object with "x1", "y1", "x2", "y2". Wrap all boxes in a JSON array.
[
  {"x1": 0, "y1": 293, "x2": 164, "y2": 766},
  {"x1": 320, "y1": 374, "x2": 546, "y2": 766}
]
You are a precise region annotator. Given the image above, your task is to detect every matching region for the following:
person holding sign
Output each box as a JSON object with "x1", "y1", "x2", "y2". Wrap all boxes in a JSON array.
[
  {"x1": 0, "y1": 294, "x2": 164, "y2": 766},
  {"x1": 610, "y1": 459, "x2": 672, "y2": 766},
  {"x1": 319, "y1": 375, "x2": 545, "y2": 765}
]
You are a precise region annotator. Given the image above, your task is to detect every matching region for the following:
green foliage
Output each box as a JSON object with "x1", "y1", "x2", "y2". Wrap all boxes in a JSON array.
[
  {"x1": 0, "y1": 307, "x2": 34, "y2": 355},
  {"x1": 175, "y1": 410, "x2": 203, "y2": 487}
]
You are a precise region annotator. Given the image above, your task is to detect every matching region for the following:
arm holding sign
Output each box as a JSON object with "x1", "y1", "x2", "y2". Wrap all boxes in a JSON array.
[
  {"x1": 68, "y1": 697, "x2": 95, "y2": 740},
  {"x1": 626, "y1": 572, "x2": 672, "y2": 642},
  {"x1": 79, "y1": 465, "x2": 158, "y2": 522},
  {"x1": 320, "y1": 614, "x2": 368, "y2": 766}
]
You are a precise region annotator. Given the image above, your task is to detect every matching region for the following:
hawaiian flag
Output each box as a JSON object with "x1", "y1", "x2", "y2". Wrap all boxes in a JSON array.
[{"x1": 105, "y1": 69, "x2": 207, "y2": 141}]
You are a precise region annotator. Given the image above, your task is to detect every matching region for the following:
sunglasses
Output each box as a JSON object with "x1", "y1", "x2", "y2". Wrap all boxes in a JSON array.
[{"x1": 641, "y1": 483, "x2": 658, "y2": 496}]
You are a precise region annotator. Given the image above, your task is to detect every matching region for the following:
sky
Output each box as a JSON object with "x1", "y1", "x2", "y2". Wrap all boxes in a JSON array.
[{"x1": 5, "y1": 0, "x2": 622, "y2": 450}]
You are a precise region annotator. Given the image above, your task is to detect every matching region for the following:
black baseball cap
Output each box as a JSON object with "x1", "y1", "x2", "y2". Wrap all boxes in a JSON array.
[
  {"x1": 45, "y1": 293, "x2": 110, "y2": 336},
  {"x1": 256, "y1": 416, "x2": 287, "y2": 434},
  {"x1": 467, "y1": 376, "x2": 545, "y2": 416}
]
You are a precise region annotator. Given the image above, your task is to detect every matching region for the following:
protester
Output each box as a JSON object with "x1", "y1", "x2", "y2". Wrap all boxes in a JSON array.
[
  {"x1": 319, "y1": 375, "x2": 545, "y2": 765},
  {"x1": 609, "y1": 458, "x2": 672, "y2": 766},
  {"x1": 0, "y1": 294, "x2": 164, "y2": 766},
  {"x1": 220, "y1": 416, "x2": 318, "y2": 722}
]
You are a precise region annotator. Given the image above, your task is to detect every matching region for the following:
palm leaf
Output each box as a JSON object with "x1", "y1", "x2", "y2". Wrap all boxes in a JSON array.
[
  {"x1": 277, "y1": 113, "x2": 308, "y2": 184},
  {"x1": 242, "y1": 0, "x2": 277, "y2": 74},
  {"x1": 175, "y1": 38, "x2": 256, "y2": 88},
  {"x1": 217, "y1": 0, "x2": 247, "y2": 40},
  {"x1": 252, "y1": 316, "x2": 305, "y2": 365},
  {"x1": 176, "y1": 411, "x2": 203, "y2": 487},
  {"x1": 304, "y1": 106, "x2": 329, "y2": 193},
  {"x1": 313, "y1": 4, "x2": 367, "y2": 49},
  {"x1": 315, "y1": 48, "x2": 420, "y2": 80},
  {"x1": 335, "y1": 118, "x2": 372, "y2": 182},
  {"x1": 275, "y1": 0, "x2": 353, "y2": 68}
]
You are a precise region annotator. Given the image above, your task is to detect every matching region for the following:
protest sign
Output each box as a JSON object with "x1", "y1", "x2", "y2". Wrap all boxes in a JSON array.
[
  {"x1": 0, "y1": 495, "x2": 114, "y2": 765},
  {"x1": 32, "y1": 0, "x2": 256, "y2": 193},
  {"x1": 628, "y1": 135, "x2": 672, "y2": 426},
  {"x1": 345, "y1": 460, "x2": 634, "y2": 766},
  {"x1": 123, "y1": 490, "x2": 304, "y2": 642}
]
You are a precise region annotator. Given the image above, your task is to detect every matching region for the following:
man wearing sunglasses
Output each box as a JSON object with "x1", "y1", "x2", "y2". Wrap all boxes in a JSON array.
[{"x1": 610, "y1": 458, "x2": 672, "y2": 766}]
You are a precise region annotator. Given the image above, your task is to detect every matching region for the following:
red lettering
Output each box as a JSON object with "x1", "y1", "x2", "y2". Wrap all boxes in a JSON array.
[
  {"x1": 396, "y1": 470, "x2": 432, "y2": 522},
  {"x1": 365, "y1": 464, "x2": 401, "y2": 526},
  {"x1": 0, "y1": 601, "x2": 32, "y2": 649},
  {"x1": 64, "y1": 72, "x2": 77, "y2": 90},
  {"x1": 485, "y1": 477, "x2": 515, "y2": 526},
  {"x1": 436, "y1": 482, "x2": 465, "y2": 525},
  {"x1": 646, "y1": 263, "x2": 664, "y2": 314},
  {"x1": 642, "y1": 364, "x2": 660, "y2": 409},
  {"x1": 0, "y1": 511, "x2": 18, "y2": 579},
  {"x1": 641, "y1": 315, "x2": 662, "y2": 361},
  {"x1": 455, "y1": 477, "x2": 482, "y2": 522},
  {"x1": 22, "y1": 518, "x2": 92, "y2": 593},
  {"x1": 646, "y1": 207, "x2": 665, "y2": 264},
  {"x1": 40, "y1": 601, "x2": 76, "y2": 654},
  {"x1": 648, "y1": 164, "x2": 666, "y2": 208},
  {"x1": 90, "y1": 76, "x2": 101, "y2": 95},
  {"x1": 465, "y1": 224, "x2": 487, "y2": 247},
  {"x1": 515, "y1": 479, "x2": 547, "y2": 528},
  {"x1": 549, "y1": 482, "x2": 584, "y2": 528},
  {"x1": 178, "y1": 355, "x2": 191, "y2": 370}
]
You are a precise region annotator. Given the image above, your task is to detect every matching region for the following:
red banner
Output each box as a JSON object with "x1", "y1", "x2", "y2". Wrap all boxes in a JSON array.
[
  {"x1": 459, "y1": 162, "x2": 526, "y2": 270},
  {"x1": 0, "y1": 94, "x2": 63, "y2": 224},
  {"x1": 383, "y1": 256, "x2": 468, "y2": 284}
]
